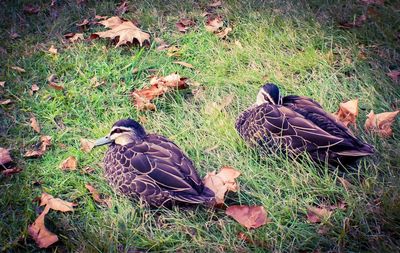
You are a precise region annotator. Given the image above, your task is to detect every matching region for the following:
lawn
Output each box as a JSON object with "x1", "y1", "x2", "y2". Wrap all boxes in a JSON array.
[{"x1": 1, "y1": 0, "x2": 399, "y2": 252}]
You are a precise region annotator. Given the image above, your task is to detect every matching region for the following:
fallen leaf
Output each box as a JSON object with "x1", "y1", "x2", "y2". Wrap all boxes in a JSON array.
[
  {"x1": 203, "y1": 166, "x2": 241, "y2": 204},
  {"x1": 0, "y1": 81, "x2": 5, "y2": 87},
  {"x1": 115, "y1": 0, "x2": 129, "y2": 16},
  {"x1": 59, "y1": 156, "x2": 78, "y2": 171},
  {"x1": 176, "y1": 18, "x2": 196, "y2": 33},
  {"x1": 1, "y1": 167, "x2": 22, "y2": 176},
  {"x1": 0, "y1": 148, "x2": 13, "y2": 166},
  {"x1": 166, "y1": 45, "x2": 180, "y2": 57},
  {"x1": 216, "y1": 27, "x2": 232, "y2": 38},
  {"x1": 49, "y1": 82, "x2": 64, "y2": 90},
  {"x1": 31, "y1": 84, "x2": 39, "y2": 92},
  {"x1": 85, "y1": 183, "x2": 112, "y2": 208},
  {"x1": 83, "y1": 167, "x2": 95, "y2": 174},
  {"x1": 334, "y1": 99, "x2": 358, "y2": 127},
  {"x1": 23, "y1": 4, "x2": 40, "y2": 14},
  {"x1": 28, "y1": 206, "x2": 59, "y2": 248},
  {"x1": 387, "y1": 70, "x2": 400, "y2": 82},
  {"x1": 226, "y1": 205, "x2": 270, "y2": 229},
  {"x1": 39, "y1": 193, "x2": 76, "y2": 212},
  {"x1": 0, "y1": 99, "x2": 12, "y2": 105},
  {"x1": 92, "y1": 16, "x2": 150, "y2": 47},
  {"x1": 11, "y1": 66, "x2": 26, "y2": 73},
  {"x1": 64, "y1": 33, "x2": 84, "y2": 43},
  {"x1": 339, "y1": 14, "x2": 367, "y2": 29},
  {"x1": 173, "y1": 61, "x2": 194, "y2": 68},
  {"x1": 205, "y1": 16, "x2": 223, "y2": 32},
  {"x1": 131, "y1": 73, "x2": 188, "y2": 111},
  {"x1": 306, "y1": 206, "x2": 332, "y2": 223},
  {"x1": 364, "y1": 110, "x2": 399, "y2": 137},
  {"x1": 80, "y1": 138, "x2": 95, "y2": 152},
  {"x1": 208, "y1": 0, "x2": 222, "y2": 7},
  {"x1": 30, "y1": 116, "x2": 41, "y2": 133},
  {"x1": 48, "y1": 45, "x2": 58, "y2": 54},
  {"x1": 76, "y1": 19, "x2": 89, "y2": 28}
]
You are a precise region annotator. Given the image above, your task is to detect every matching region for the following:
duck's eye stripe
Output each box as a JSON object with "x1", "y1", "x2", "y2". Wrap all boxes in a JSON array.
[{"x1": 111, "y1": 128, "x2": 125, "y2": 135}]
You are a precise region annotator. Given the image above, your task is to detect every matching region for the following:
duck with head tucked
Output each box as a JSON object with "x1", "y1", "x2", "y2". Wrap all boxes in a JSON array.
[
  {"x1": 93, "y1": 119, "x2": 215, "y2": 207},
  {"x1": 235, "y1": 83, "x2": 374, "y2": 166}
]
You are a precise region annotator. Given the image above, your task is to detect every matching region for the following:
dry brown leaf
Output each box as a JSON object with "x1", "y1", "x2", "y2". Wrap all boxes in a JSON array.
[
  {"x1": 59, "y1": 156, "x2": 78, "y2": 171},
  {"x1": 176, "y1": 18, "x2": 196, "y2": 33},
  {"x1": 226, "y1": 205, "x2": 270, "y2": 229},
  {"x1": 23, "y1": 4, "x2": 40, "y2": 14},
  {"x1": 339, "y1": 14, "x2": 367, "y2": 29},
  {"x1": 85, "y1": 183, "x2": 112, "y2": 208},
  {"x1": 39, "y1": 193, "x2": 76, "y2": 212},
  {"x1": 387, "y1": 70, "x2": 400, "y2": 82},
  {"x1": 216, "y1": 27, "x2": 232, "y2": 38},
  {"x1": 364, "y1": 110, "x2": 399, "y2": 137},
  {"x1": 30, "y1": 116, "x2": 41, "y2": 133},
  {"x1": 0, "y1": 81, "x2": 5, "y2": 87},
  {"x1": 64, "y1": 32, "x2": 84, "y2": 43},
  {"x1": 11, "y1": 66, "x2": 26, "y2": 73},
  {"x1": 334, "y1": 99, "x2": 358, "y2": 127},
  {"x1": 48, "y1": 45, "x2": 58, "y2": 54},
  {"x1": 28, "y1": 206, "x2": 58, "y2": 248},
  {"x1": 0, "y1": 148, "x2": 13, "y2": 166},
  {"x1": 0, "y1": 99, "x2": 12, "y2": 105},
  {"x1": 306, "y1": 206, "x2": 332, "y2": 223},
  {"x1": 208, "y1": 0, "x2": 222, "y2": 7},
  {"x1": 31, "y1": 84, "x2": 40, "y2": 93},
  {"x1": 205, "y1": 16, "x2": 223, "y2": 32},
  {"x1": 131, "y1": 73, "x2": 188, "y2": 111},
  {"x1": 80, "y1": 138, "x2": 95, "y2": 152},
  {"x1": 83, "y1": 167, "x2": 95, "y2": 174},
  {"x1": 172, "y1": 61, "x2": 194, "y2": 68},
  {"x1": 1, "y1": 167, "x2": 22, "y2": 176},
  {"x1": 49, "y1": 82, "x2": 64, "y2": 90},
  {"x1": 92, "y1": 16, "x2": 150, "y2": 47},
  {"x1": 203, "y1": 166, "x2": 241, "y2": 204}
]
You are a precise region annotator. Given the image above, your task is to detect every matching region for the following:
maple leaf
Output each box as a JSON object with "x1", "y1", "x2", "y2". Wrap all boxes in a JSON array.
[
  {"x1": 176, "y1": 18, "x2": 196, "y2": 33},
  {"x1": 203, "y1": 166, "x2": 241, "y2": 204},
  {"x1": 333, "y1": 99, "x2": 358, "y2": 127},
  {"x1": 306, "y1": 206, "x2": 332, "y2": 223},
  {"x1": 339, "y1": 14, "x2": 368, "y2": 29},
  {"x1": 131, "y1": 73, "x2": 188, "y2": 111},
  {"x1": 364, "y1": 110, "x2": 399, "y2": 137},
  {"x1": 226, "y1": 205, "x2": 270, "y2": 229},
  {"x1": 48, "y1": 45, "x2": 58, "y2": 55},
  {"x1": 92, "y1": 17, "x2": 150, "y2": 47},
  {"x1": 80, "y1": 138, "x2": 95, "y2": 152},
  {"x1": 28, "y1": 206, "x2": 59, "y2": 248},
  {"x1": 30, "y1": 116, "x2": 41, "y2": 133},
  {"x1": 387, "y1": 70, "x2": 400, "y2": 82},
  {"x1": 0, "y1": 147, "x2": 13, "y2": 166},
  {"x1": 60, "y1": 156, "x2": 78, "y2": 171},
  {"x1": 205, "y1": 16, "x2": 223, "y2": 32},
  {"x1": 1, "y1": 167, "x2": 23, "y2": 176},
  {"x1": 64, "y1": 33, "x2": 84, "y2": 43},
  {"x1": 85, "y1": 183, "x2": 112, "y2": 208}
]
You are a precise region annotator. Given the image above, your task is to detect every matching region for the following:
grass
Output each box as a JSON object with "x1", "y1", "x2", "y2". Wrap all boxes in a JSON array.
[{"x1": 1, "y1": 0, "x2": 399, "y2": 252}]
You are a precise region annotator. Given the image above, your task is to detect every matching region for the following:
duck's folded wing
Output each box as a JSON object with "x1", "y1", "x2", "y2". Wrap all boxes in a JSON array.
[
  {"x1": 283, "y1": 95, "x2": 323, "y2": 109},
  {"x1": 128, "y1": 137, "x2": 203, "y2": 195}
]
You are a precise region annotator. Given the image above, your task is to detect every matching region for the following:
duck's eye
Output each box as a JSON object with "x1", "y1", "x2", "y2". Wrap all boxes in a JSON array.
[{"x1": 111, "y1": 128, "x2": 125, "y2": 135}]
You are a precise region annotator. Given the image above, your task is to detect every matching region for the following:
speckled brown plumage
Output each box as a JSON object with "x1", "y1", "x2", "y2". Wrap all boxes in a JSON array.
[{"x1": 236, "y1": 85, "x2": 374, "y2": 166}]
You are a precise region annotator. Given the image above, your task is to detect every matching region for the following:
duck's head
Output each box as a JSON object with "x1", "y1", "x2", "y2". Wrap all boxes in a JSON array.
[
  {"x1": 93, "y1": 118, "x2": 146, "y2": 147},
  {"x1": 256, "y1": 83, "x2": 282, "y2": 105}
]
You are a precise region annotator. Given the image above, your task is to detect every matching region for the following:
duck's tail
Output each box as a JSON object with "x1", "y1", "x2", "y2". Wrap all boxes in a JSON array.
[
  {"x1": 337, "y1": 143, "x2": 375, "y2": 157},
  {"x1": 171, "y1": 186, "x2": 216, "y2": 206}
]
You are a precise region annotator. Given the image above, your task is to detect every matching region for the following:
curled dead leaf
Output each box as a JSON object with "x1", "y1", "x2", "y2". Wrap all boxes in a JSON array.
[
  {"x1": 172, "y1": 61, "x2": 194, "y2": 68},
  {"x1": 166, "y1": 45, "x2": 180, "y2": 57},
  {"x1": 39, "y1": 193, "x2": 77, "y2": 212},
  {"x1": 203, "y1": 166, "x2": 241, "y2": 204},
  {"x1": 59, "y1": 156, "x2": 78, "y2": 171},
  {"x1": 30, "y1": 116, "x2": 41, "y2": 133},
  {"x1": 48, "y1": 45, "x2": 58, "y2": 55},
  {"x1": 364, "y1": 110, "x2": 399, "y2": 137},
  {"x1": 0, "y1": 148, "x2": 13, "y2": 166},
  {"x1": 85, "y1": 183, "x2": 112, "y2": 208},
  {"x1": 64, "y1": 32, "x2": 84, "y2": 43},
  {"x1": 334, "y1": 99, "x2": 358, "y2": 127},
  {"x1": 28, "y1": 206, "x2": 59, "y2": 248},
  {"x1": 176, "y1": 18, "x2": 196, "y2": 33},
  {"x1": 0, "y1": 81, "x2": 5, "y2": 87},
  {"x1": 30, "y1": 84, "x2": 40, "y2": 95},
  {"x1": 226, "y1": 205, "x2": 270, "y2": 229},
  {"x1": 306, "y1": 206, "x2": 332, "y2": 223},
  {"x1": 0, "y1": 99, "x2": 12, "y2": 105},
  {"x1": 205, "y1": 15, "x2": 223, "y2": 32},
  {"x1": 11, "y1": 66, "x2": 26, "y2": 73},
  {"x1": 216, "y1": 27, "x2": 232, "y2": 38},
  {"x1": 1, "y1": 167, "x2": 23, "y2": 176},
  {"x1": 80, "y1": 138, "x2": 95, "y2": 152}
]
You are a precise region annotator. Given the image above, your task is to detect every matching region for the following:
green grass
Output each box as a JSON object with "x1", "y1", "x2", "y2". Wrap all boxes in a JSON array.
[{"x1": 1, "y1": 0, "x2": 399, "y2": 252}]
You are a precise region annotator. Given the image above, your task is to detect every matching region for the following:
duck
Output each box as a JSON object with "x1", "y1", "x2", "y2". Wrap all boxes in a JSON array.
[
  {"x1": 93, "y1": 119, "x2": 215, "y2": 207},
  {"x1": 235, "y1": 83, "x2": 374, "y2": 166}
]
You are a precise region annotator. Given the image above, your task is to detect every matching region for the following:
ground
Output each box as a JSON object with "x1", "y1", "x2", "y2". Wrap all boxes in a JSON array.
[{"x1": 1, "y1": 0, "x2": 400, "y2": 252}]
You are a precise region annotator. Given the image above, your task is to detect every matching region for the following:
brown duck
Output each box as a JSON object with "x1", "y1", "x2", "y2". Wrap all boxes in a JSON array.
[
  {"x1": 235, "y1": 83, "x2": 374, "y2": 166},
  {"x1": 93, "y1": 119, "x2": 215, "y2": 207}
]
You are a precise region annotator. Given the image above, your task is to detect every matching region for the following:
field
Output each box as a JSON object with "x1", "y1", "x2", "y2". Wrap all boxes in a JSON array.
[{"x1": 1, "y1": 0, "x2": 399, "y2": 252}]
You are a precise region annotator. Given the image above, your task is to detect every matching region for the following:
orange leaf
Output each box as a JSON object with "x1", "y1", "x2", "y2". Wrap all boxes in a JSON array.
[
  {"x1": 364, "y1": 110, "x2": 399, "y2": 137},
  {"x1": 203, "y1": 166, "x2": 241, "y2": 204},
  {"x1": 0, "y1": 147, "x2": 13, "y2": 166},
  {"x1": 39, "y1": 193, "x2": 76, "y2": 212},
  {"x1": 80, "y1": 138, "x2": 95, "y2": 152},
  {"x1": 334, "y1": 99, "x2": 358, "y2": 127},
  {"x1": 30, "y1": 116, "x2": 41, "y2": 133},
  {"x1": 28, "y1": 206, "x2": 59, "y2": 248},
  {"x1": 59, "y1": 156, "x2": 78, "y2": 171},
  {"x1": 306, "y1": 206, "x2": 332, "y2": 223},
  {"x1": 226, "y1": 205, "x2": 270, "y2": 229},
  {"x1": 1, "y1": 167, "x2": 22, "y2": 176},
  {"x1": 85, "y1": 183, "x2": 112, "y2": 208}
]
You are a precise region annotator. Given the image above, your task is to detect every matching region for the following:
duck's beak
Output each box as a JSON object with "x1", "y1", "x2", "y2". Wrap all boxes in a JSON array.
[{"x1": 93, "y1": 136, "x2": 112, "y2": 147}]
